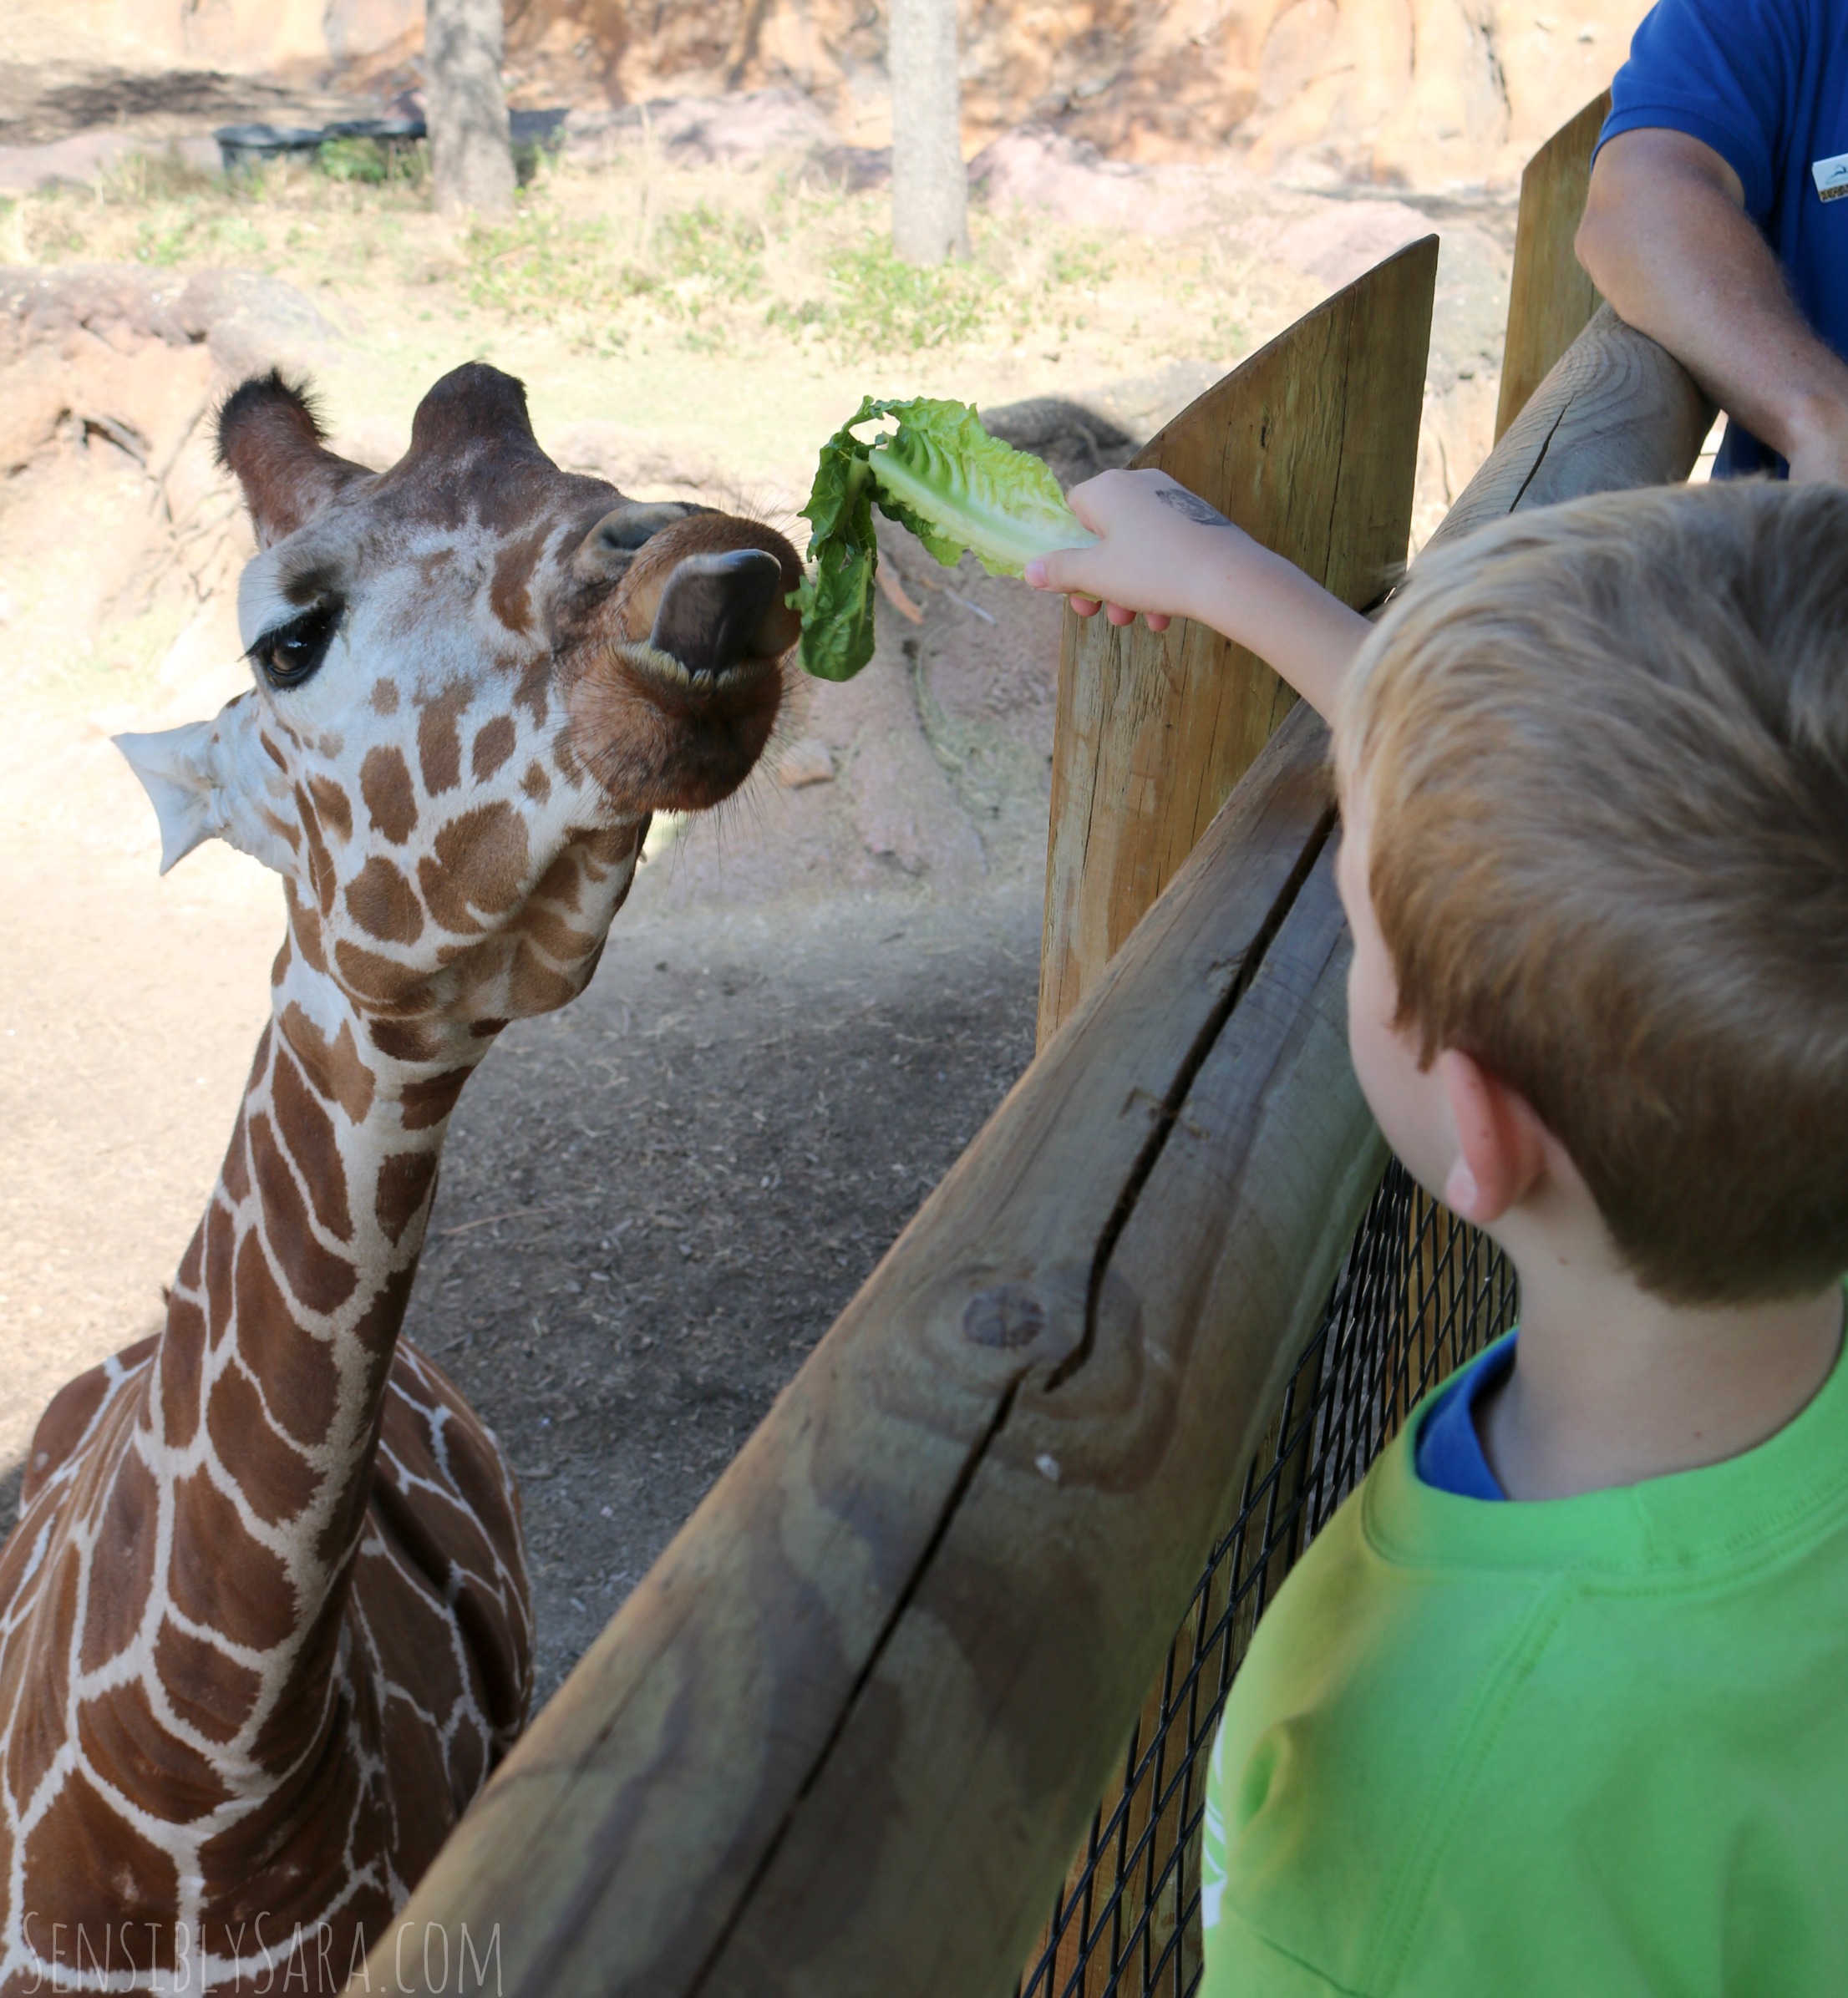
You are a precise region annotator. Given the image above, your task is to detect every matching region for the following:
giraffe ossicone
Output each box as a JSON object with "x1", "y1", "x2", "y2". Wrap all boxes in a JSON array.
[{"x1": 0, "y1": 362, "x2": 799, "y2": 1994}]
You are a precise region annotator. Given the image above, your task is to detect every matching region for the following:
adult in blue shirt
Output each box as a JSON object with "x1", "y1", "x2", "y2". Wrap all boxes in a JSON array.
[{"x1": 1577, "y1": 0, "x2": 1848, "y2": 482}]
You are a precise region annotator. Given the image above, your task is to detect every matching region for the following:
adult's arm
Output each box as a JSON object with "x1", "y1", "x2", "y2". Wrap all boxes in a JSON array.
[{"x1": 1577, "y1": 126, "x2": 1848, "y2": 483}]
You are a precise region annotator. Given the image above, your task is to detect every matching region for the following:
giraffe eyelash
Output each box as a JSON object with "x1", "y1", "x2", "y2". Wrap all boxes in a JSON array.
[{"x1": 250, "y1": 600, "x2": 344, "y2": 692}]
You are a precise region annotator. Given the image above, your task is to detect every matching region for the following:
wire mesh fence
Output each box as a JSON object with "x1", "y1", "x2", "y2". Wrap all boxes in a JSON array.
[{"x1": 1019, "y1": 1159, "x2": 1519, "y2": 1998}]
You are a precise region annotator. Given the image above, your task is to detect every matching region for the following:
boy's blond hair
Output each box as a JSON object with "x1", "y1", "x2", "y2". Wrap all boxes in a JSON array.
[{"x1": 1339, "y1": 482, "x2": 1848, "y2": 1306}]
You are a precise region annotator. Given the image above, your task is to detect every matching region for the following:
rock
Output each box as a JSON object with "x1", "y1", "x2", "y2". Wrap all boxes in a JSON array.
[
  {"x1": 776, "y1": 740, "x2": 835, "y2": 789},
  {"x1": 968, "y1": 127, "x2": 1218, "y2": 236},
  {"x1": 1262, "y1": 200, "x2": 1436, "y2": 291},
  {"x1": 982, "y1": 395, "x2": 1136, "y2": 486},
  {"x1": 562, "y1": 89, "x2": 834, "y2": 170},
  {"x1": 175, "y1": 268, "x2": 343, "y2": 379}
]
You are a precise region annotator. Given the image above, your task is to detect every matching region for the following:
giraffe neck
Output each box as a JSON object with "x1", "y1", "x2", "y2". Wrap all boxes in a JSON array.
[{"x1": 148, "y1": 911, "x2": 495, "y2": 1782}]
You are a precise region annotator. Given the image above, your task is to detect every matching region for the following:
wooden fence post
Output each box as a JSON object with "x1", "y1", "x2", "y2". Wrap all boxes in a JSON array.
[
  {"x1": 1036, "y1": 237, "x2": 1437, "y2": 1048},
  {"x1": 1493, "y1": 90, "x2": 1610, "y2": 443}
]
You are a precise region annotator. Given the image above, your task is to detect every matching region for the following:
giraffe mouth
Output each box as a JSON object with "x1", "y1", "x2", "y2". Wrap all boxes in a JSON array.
[{"x1": 568, "y1": 545, "x2": 797, "y2": 814}]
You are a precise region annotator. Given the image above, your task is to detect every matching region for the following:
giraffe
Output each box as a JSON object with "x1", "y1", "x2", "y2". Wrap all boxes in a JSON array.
[{"x1": 0, "y1": 362, "x2": 800, "y2": 1993}]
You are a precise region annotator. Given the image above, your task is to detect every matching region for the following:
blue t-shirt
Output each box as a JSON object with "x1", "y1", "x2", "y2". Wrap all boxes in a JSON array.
[
  {"x1": 1413, "y1": 1335, "x2": 1515, "y2": 1498},
  {"x1": 1601, "y1": 0, "x2": 1848, "y2": 476}
]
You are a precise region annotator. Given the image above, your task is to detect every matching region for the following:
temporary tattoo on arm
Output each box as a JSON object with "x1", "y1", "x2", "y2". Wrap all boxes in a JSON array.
[{"x1": 1155, "y1": 486, "x2": 1234, "y2": 528}]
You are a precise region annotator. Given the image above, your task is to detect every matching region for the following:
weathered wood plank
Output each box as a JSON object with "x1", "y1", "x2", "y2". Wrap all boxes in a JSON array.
[
  {"x1": 1494, "y1": 91, "x2": 1610, "y2": 444},
  {"x1": 695, "y1": 774, "x2": 1383, "y2": 1995},
  {"x1": 1440, "y1": 301, "x2": 1713, "y2": 548},
  {"x1": 367, "y1": 703, "x2": 1343, "y2": 1996},
  {"x1": 1036, "y1": 236, "x2": 1435, "y2": 1049}
]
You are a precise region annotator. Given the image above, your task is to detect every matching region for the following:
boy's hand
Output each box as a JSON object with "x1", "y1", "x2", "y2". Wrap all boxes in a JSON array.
[
  {"x1": 1025, "y1": 469, "x2": 1247, "y2": 631},
  {"x1": 1027, "y1": 465, "x2": 1369, "y2": 723}
]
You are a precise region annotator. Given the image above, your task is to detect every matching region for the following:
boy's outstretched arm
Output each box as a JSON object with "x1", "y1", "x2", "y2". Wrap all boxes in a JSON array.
[{"x1": 1025, "y1": 469, "x2": 1372, "y2": 723}]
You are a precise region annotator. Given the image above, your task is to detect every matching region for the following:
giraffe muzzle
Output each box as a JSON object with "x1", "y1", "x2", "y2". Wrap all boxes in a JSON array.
[{"x1": 647, "y1": 547, "x2": 797, "y2": 689}]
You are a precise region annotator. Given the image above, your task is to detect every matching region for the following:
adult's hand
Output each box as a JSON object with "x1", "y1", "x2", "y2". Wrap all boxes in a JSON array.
[{"x1": 1577, "y1": 127, "x2": 1848, "y2": 483}]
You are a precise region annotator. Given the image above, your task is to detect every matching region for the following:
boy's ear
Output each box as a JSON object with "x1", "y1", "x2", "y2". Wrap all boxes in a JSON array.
[{"x1": 1436, "y1": 1049, "x2": 1549, "y2": 1224}]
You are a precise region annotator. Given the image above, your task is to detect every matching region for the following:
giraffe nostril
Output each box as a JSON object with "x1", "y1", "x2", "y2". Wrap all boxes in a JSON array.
[{"x1": 648, "y1": 549, "x2": 789, "y2": 682}]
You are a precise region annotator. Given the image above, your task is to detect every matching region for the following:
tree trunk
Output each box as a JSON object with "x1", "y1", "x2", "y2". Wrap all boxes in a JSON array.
[
  {"x1": 889, "y1": 0, "x2": 968, "y2": 264},
  {"x1": 426, "y1": 0, "x2": 515, "y2": 219}
]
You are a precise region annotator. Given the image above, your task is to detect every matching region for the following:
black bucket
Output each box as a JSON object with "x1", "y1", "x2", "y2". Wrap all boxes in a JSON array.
[{"x1": 213, "y1": 124, "x2": 325, "y2": 174}]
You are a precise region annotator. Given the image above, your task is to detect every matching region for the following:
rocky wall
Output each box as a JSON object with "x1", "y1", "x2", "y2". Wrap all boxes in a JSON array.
[{"x1": 48, "y1": 0, "x2": 1646, "y2": 188}]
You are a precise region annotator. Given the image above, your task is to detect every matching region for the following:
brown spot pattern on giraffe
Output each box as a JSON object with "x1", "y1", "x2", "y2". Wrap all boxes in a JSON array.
[
  {"x1": 287, "y1": 884, "x2": 330, "y2": 974},
  {"x1": 513, "y1": 654, "x2": 550, "y2": 728},
  {"x1": 513, "y1": 902, "x2": 596, "y2": 965},
  {"x1": 307, "y1": 773, "x2": 353, "y2": 843},
  {"x1": 207, "y1": 1363, "x2": 318, "y2": 1526},
  {"x1": 20, "y1": 1762, "x2": 180, "y2": 1931},
  {"x1": 153, "y1": 1617, "x2": 263, "y2": 1745},
  {"x1": 281, "y1": 1002, "x2": 378, "y2": 1123},
  {"x1": 297, "y1": 786, "x2": 339, "y2": 915},
  {"x1": 372, "y1": 676, "x2": 401, "y2": 714},
  {"x1": 373, "y1": 1153, "x2": 439, "y2": 1249},
  {"x1": 5, "y1": 1548, "x2": 78, "y2": 1800},
  {"x1": 399, "y1": 1068, "x2": 470, "y2": 1132},
  {"x1": 77, "y1": 1671, "x2": 236, "y2": 1816},
  {"x1": 168, "y1": 1464, "x2": 297, "y2": 1651},
  {"x1": 418, "y1": 686, "x2": 469, "y2": 795},
  {"x1": 520, "y1": 758, "x2": 551, "y2": 802},
  {"x1": 361, "y1": 743, "x2": 419, "y2": 842},
  {"x1": 434, "y1": 800, "x2": 530, "y2": 911},
  {"x1": 508, "y1": 945, "x2": 581, "y2": 1015},
  {"x1": 346, "y1": 854, "x2": 425, "y2": 946},
  {"x1": 247, "y1": 1112, "x2": 360, "y2": 1314},
  {"x1": 490, "y1": 526, "x2": 548, "y2": 634},
  {"x1": 472, "y1": 712, "x2": 517, "y2": 781},
  {"x1": 272, "y1": 1045, "x2": 353, "y2": 1240},
  {"x1": 204, "y1": 1194, "x2": 236, "y2": 1331},
  {"x1": 156, "y1": 1291, "x2": 206, "y2": 1450},
  {"x1": 368, "y1": 1015, "x2": 444, "y2": 1062},
  {"x1": 529, "y1": 844, "x2": 586, "y2": 913},
  {"x1": 76, "y1": 1447, "x2": 160, "y2": 1674},
  {"x1": 334, "y1": 936, "x2": 431, "y2": 1009},
  {"x1": 230, "y1": 1231, "x2": 343, "y2": 1448},
  {"x1": 417, "y1": 854, "x2": 484, "y2": 936}
]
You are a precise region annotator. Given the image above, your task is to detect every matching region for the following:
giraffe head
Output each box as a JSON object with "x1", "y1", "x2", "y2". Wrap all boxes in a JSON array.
[{"x1": 117, "y1": 364, "x2": 800, "y2": 1055}]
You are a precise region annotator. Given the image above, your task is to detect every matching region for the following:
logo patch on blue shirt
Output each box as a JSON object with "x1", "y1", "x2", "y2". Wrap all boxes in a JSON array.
[{"x1": 1813, "y1": 151, "x2": 1848, "y2": 202}]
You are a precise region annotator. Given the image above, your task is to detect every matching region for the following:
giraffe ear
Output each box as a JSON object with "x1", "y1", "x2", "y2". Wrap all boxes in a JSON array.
[
  {"x1": 218, "y1": 371, "x2": 367, "y2": 549},
  {"x1": 114, "y1": 720, "x2": 224, "y2": 875}
]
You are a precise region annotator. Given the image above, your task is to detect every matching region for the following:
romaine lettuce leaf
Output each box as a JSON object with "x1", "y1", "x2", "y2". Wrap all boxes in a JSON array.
[{"x1": 789, "y1": 395, "x2": 1096, "y2": 681}]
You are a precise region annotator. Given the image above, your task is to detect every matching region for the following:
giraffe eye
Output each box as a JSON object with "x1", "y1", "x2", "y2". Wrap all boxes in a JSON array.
[{"x1": 251, "y1": 601, "x2": 343, "y2": 690}]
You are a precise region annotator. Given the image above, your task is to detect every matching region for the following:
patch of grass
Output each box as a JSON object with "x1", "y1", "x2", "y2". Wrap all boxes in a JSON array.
[
  {"x1": 316, "y1": 137, "x2": 388, "y2": 185},
  {"x1": 461, "y1": 207, "x2": 652, "y2": 337},
  {"x1": 822, "y1": 236, "x2": 992, "y2": 352},
  {"x1": 133, "y1": 205, "x2": 270, "y2": 268},
  {"x1": 655, "y1": 202, "x2": 765, "y2": 304}
]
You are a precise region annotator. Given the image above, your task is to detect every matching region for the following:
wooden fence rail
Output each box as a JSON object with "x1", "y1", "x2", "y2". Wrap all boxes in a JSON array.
[{"x1": 360, "y1": 170, "x2": 1714, "y2": 1998}]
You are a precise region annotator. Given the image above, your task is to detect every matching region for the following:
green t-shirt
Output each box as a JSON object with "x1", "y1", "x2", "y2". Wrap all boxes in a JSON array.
[{"x1": 1200, "y1": 1331, "x2": 1848, "y2": 1996}]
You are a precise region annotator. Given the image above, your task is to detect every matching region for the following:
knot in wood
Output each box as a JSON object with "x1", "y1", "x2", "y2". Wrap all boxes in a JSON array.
[{"x1": 962, "y1": 1283, "x2": 1045, "y2": 1350}]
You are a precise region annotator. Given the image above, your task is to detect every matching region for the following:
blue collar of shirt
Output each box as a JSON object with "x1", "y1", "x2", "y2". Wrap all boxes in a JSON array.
[{"x1": 1414, "y1": 1335, "x2": 1518, "y2": 1500}]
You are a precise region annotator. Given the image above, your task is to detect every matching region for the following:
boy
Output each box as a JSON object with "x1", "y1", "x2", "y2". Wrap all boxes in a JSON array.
[{"x1": 1027, "y1": 474, "x2": 1848, "y2": 1994}]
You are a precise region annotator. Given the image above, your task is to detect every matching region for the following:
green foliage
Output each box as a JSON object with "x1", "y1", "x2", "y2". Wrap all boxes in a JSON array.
[
  {"x1": 133, "y1": 205, "x2": 268, "y2": 268},
  {"x1": 823, "y1": 237, "x2": 990, "y2": 352},
  {"x1": 655, "y1": 201, "x2": 765, "y2": 302},
  {"x1": 461, "y1": 208, "x2": 648, "y2": 324},
  {"x1": 315, "y1": 136, "x2": 388, "y2": 185}
]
